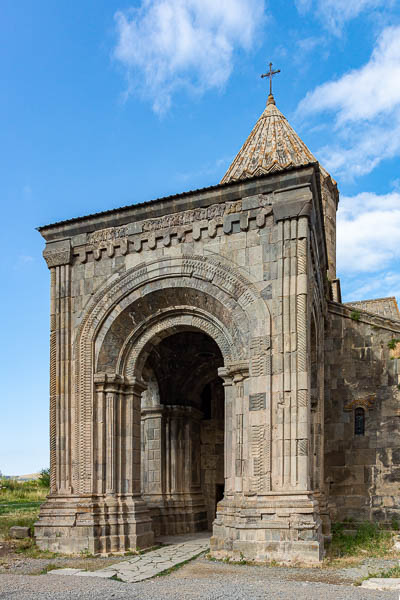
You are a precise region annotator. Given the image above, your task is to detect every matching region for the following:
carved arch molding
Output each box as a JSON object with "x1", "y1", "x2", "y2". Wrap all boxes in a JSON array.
[{"x1": 73, "y1": 255, "x2": 271, "y2": 492}]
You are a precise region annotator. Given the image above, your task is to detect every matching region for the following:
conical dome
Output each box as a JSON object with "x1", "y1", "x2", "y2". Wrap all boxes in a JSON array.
[{"x1": 221, "y1": 95, "x2": 332, "y2": 184}]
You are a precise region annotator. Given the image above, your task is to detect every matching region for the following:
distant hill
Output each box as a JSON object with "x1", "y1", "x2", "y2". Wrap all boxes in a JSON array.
[{"x1": 3, "y1": 472, "x2": 41, "y2": 481}]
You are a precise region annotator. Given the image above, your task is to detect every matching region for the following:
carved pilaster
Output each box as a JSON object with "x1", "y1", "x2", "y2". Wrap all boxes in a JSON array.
[
  {"x1": 272, "y1": 214, "x2": 312, "y2": 492},
  {"x1": 49, "y1": 268, "x2": 57, "y2": 494},
  {"x1": 93, "y1": 374, "x2": 146, "y2": 497},
  {"x1": 48, "y1": 260, "x2": 72, "y2": 495},
  {"x1": 218, "y1": 368, "x2": 234, "y2": 494},
  {"x1": 296, "y1": 216, "x2": 310, "y2": 490},
  {"x1": 219, "y1": 363, "x2": 249, "y2": 495}
]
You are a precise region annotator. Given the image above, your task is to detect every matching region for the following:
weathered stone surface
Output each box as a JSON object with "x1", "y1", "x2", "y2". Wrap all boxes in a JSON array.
[
  {"x1": 325, "y1": 302, "x2": 400, "y2": 524},
  {"x1": 9, "y1": 526, "x2": 31, "y2": 539},
  {"x1": 361, "y1": 578, "x2": 400, "y2": 590}
]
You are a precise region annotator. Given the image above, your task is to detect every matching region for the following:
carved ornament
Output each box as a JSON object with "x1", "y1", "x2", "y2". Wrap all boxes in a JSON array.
[
  {"x1": 344, "y1": 396, "x2": 375, "y2": 411},
  {"x1": 44, "y1": 251, "x2": 71, "y2": 268},
  {"x1": 87, "y1": 226, "x2": 128, "y2": 246},
  {"x1": 142, "y1": 202, "x2": 227, "y2": 232}
]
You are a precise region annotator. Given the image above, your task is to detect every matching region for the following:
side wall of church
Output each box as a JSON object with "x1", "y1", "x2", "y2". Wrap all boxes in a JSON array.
[{"x1": 325, "y1": 302, "x2": 400, "y2": 524}]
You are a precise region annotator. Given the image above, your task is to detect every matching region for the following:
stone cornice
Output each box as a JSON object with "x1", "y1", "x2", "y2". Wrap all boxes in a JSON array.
[
  {"x1": 328, "y1": 300, "x2": 400, "y2": 333},
  {"x1": 37, "y1": 165, "x2": 318, "y2": 242}
]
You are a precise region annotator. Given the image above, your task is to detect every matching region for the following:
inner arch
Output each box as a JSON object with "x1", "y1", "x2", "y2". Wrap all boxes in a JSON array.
[{"x1": 139, "y1": 330, "x2": 225, "y2": 535}]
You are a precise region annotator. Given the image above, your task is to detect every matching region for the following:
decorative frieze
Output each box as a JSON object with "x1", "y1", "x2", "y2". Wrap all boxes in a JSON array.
[
  {"x1": 75, "y1": 200, "x2": 273, "y2": 263},
  {"x1": 87, "y1": 226, "x2": 128, "y2": 245},
  {"x1": 142, "y1": 202, "x2": 227, "y2": 231}
]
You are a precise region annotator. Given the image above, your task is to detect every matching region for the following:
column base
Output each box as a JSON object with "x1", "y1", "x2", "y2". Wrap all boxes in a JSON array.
[
  {"x1": 210, "y1": 493, "x2": 323, "y2": 564},
  {"x1": 144, "y1": 492, "x2": 208, "y2": 536},
  {"x1": 34, "y1": 495, "x2": 154, "y2": 555}
]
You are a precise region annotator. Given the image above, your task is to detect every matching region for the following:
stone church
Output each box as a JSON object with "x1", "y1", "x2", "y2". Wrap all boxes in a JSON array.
[{"x1": 35, "y1": 87, "x2": 400, "y2": 563}]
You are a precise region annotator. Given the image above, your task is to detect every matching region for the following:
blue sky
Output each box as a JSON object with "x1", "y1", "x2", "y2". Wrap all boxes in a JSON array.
[{"x1": 1, "y1": 0, "x2": 400, "y2": 475}]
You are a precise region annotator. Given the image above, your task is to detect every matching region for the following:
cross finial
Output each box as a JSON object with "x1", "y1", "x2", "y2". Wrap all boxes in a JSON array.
[{"x1": 261, "y1": 62, "x2": 281, "y2": 97}]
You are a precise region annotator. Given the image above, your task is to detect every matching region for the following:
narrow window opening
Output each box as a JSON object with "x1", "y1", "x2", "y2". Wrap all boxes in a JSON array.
[{"x1": 354, "y1": 407, "x2": 365, "y2": 436}]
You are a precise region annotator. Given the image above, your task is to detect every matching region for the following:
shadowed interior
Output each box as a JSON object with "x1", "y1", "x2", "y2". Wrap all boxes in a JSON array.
[{"x1": 140, "y1": 331, "x2": 225, "y2": 535}]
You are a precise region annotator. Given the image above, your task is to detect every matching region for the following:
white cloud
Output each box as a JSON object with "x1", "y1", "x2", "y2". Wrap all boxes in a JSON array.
[
  {"x1": 337, "y1": 191, "x2": 400, "y2": 276},
  {"x1": 299, "y1": 27, "x2": 400, "y2": 123},
  {"x1": 344, "y1": 272, "x2": 400, "y2": 304},
  {"x1": 114, "y1": 0, "x2": 265, "y2": 113},
  {"x1": 297, "y1": 26, "x2": 400, "y2": 179},
  {"x1": 296, "y1": 0, "x2": 387, "y2": 34}
]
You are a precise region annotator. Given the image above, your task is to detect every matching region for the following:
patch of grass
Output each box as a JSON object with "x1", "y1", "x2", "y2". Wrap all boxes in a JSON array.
[
  {"x1": 110, "y1": 573, "x2": 125, "y2": 582},
  {"x1": 0, "y1": 479, "x2": 48, "y2": 503},
  {"x1": 388, "y1": 339, "x2": 400, "y2": 350},
  {"x1": 369, "y1": 565, "x2": 400, "y2": 578},
  {"x1": 0, "y1": 478, "x2": 48, "y2": 541},
  {"x1": 356, "y1": 565, "x2": 400, "y2": 585},
  {"x1": 0, "y1": 509, "x2": 39, "y2": 540},
  {"x1": 0, "y1": 501, "x2": 43, "y2": 515},
  {"x1": 37, "y1": 563, "x2": 60, "y2": 575},
  {"x1": 350, "y1": 310, "x2": 361, "y2": 321},
  {"x1": 79, "y1": 548, "x2": 95, "y2": 559},
  {"x1": 327, "y1": 522, "x2": 393, "y2": 560},
  {"x1": 15, "y1": 538, "x2": 60, "y2": 558}
]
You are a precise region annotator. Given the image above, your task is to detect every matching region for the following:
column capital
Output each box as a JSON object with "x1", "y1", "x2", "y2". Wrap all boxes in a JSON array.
[
  {"x1": 124, "y1": 376, "x2": 147, "y2": 396},
  {"x1": 222, "y1": 361, "x2": 249, "y2": 382},
  {"x1": 94, "y1": 372, "x2": 125, "y2": 392},
  {"x1": 43, "y1": 240, "x2": 72, "y2": 268}
]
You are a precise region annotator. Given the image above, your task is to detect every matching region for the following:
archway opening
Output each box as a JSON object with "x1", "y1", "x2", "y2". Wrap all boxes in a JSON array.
[{"x1": 140, "y1": 330, "x2": 225, "y2": 536}]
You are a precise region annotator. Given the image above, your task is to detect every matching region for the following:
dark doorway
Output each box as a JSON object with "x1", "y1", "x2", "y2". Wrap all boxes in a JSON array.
[{"x1": 140, "y1": 330, "x2": 225, "y2": 533}]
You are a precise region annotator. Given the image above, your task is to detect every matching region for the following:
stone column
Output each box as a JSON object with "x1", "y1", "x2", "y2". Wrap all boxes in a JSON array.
[
  {"x1": 156, "y1": 405, "x2": 207, "y2": 534},
  {"x1": 218, "y1": 368, "x2": 234, "y2": 495},
  {"x1": 35, "y1": 241, "x2": 77, "y2": 551},
  {"x1": 88, "y1": 373, "x2": 154, "y2": 553},
  {"x1": 42, "y1": 242, "x2": 73, "y2": 496}
]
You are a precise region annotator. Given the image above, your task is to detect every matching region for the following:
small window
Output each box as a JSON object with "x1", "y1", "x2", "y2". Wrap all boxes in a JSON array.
[{"x1": 354, "y1": 407, "x2": 365, "y2": 436}]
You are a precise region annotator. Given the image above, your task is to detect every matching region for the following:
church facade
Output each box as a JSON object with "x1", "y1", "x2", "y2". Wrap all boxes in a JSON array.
[{"x1": 35, "y1": 92, "x2": 400, "y2": 563}]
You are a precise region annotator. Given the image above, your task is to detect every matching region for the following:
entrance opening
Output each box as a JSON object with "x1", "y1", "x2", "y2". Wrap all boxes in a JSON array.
[{"x1": 140, "y1": 330, "x2": 225, "y2": 535}]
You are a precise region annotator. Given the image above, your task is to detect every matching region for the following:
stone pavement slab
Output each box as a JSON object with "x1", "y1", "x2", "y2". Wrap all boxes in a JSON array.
[
  {"x1": 48, "y1": 568, "x2": 86, "y2": 576},
  {"x1": 48, "y1": 534, "x2": 210, "y2": 583},
  {"x1": 361, "y1": 577, "x2": 400, "y2": 590}
]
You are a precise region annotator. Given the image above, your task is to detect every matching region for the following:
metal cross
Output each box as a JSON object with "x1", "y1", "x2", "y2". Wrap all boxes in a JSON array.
[{"x1": 261, "y1": 62, "x2": 281, "y2": 95}]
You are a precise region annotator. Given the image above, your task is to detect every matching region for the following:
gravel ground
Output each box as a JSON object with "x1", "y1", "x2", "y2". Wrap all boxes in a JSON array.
[{"x1": 0, "y1": 555, "x2": 399, "y2": 599}]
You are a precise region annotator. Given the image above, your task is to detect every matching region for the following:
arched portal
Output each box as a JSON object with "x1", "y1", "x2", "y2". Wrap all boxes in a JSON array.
[
  {"x1": 36, "y1": 255, "x2": 273, "y2": 556},
  {"x1": 139, "y1": 330, "x2": 225, "y2": 535}
]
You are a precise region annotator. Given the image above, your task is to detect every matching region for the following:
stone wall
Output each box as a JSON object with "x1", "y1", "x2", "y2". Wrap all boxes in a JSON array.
[{"x1": 325, "y1": 302, "x2": 400, "y2": 524}]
